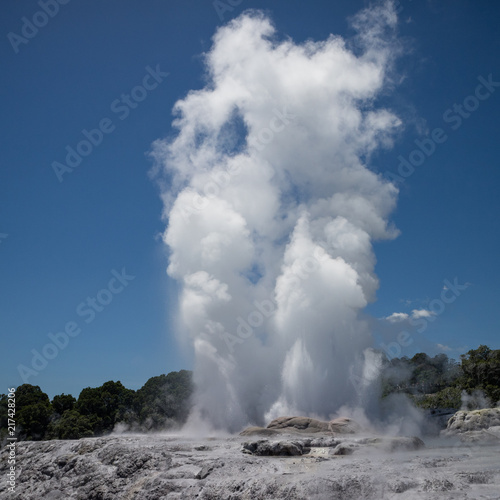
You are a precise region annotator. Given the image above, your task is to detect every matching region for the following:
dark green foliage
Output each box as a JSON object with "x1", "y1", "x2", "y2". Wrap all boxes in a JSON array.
[
  {"x1": 15, "y1": 385, "x2": 52, "y2": 440},
  {"x1": 407, "y1": 352, "x2": 461, "y2": 393},
  {"x1": 412, "y1": 387, "x2": 462, "y2": 410},
  {"x1": 459, "y1": 345, "x2": 500, "y2": 403},
  {"x1": 382, "y1": 346, "x2": 500, "y2": 411},
  {"x1": 76, "y1": 381, "x2": 136, "y2": 434},
  {"x1": 135, "y1": 370, "x2": 193, "y2": 430},
  {"x1": 381, "y1": 352, "x2": 461, "y2": 399},
  {"x1": 17, "y1": 403, "x2": 53, "y2": 440},
  {"x1": 16, "y1": 384, "x2": 50, "y2": 407},
  {"x1": 0, "y1": 371, "x2": 193, "y2": 443},
  {"x1": 47, "y1": 410, "x2": 94, "y2": 440},
  {"x1": 52, "y1": 394, "x2": 76, "y2": 415}
]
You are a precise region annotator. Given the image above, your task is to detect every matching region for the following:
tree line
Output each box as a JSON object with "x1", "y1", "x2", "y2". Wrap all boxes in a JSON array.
[
  {"x1": 2, "y1": 345, "x2": 499, "y2": 442},
  {"x1": 0, "y1": 370, "x2": 193, "y2": 442},
  {"x1": 381, "y1": 345, "x2": 500, "y2": 409}
]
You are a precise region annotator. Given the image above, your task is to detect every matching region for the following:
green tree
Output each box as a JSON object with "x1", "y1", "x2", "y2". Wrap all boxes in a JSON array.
[
  {"x1": 459, "y1": 345, "x2": 500, "y2": 403},
  {"x1": 135, "y1": 370, "x2": 193, "y2": 429},
  {"x1": 15, "y1": 385, "x2": 52, "y2": 440},
  {"x1": 380, "y1": 352, "x2": 461, "y2": 399},
  {"x1": 76, "y1": 381, "x2": 135, "y2": 434},
  {"x1": 16, "y1": 384, "x2": 50, "y2": 407},
  {"x1": 48, "y1": 410, "x2": 94, "y2": 439},
  {"x1": 414, "y1": 386, "x2": 462, "y2": 410},
  {"x1": 52, "y1": 394, "x2": 76, "y2": 415}
]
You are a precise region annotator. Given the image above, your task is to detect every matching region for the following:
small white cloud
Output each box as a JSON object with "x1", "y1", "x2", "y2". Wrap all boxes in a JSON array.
[
  {"x1": 385, "y1": 312, "x2": 409, "y2": 323},
  {"x1": 411, "y1": 309, "x2": 435, "y2": 319},
  {"x1": 437, "y1": 343, "x2": 451, "y2": 352},
  {"x1": 383, "y1": 308, "x2": 437, "y2": 323}
]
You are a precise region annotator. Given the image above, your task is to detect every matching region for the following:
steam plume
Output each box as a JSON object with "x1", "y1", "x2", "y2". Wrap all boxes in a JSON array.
[{"x1": 152, "y1": 1, "x2": 403, "y2": 432}]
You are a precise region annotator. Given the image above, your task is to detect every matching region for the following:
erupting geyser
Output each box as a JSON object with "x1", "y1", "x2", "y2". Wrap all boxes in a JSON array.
[{"x1": 151, "y1": 1, "x2": 403, "y2": 432}]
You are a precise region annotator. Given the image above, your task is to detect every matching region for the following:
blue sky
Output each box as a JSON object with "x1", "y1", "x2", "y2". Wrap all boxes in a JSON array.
[{"x1": 1, "y1": 0, "x2": 499, "y2": 400}]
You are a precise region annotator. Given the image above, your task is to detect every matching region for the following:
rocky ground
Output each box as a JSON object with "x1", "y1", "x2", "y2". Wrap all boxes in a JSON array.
[{"x1": 2, "y1": 411, "x2": 500, "y2": 499}]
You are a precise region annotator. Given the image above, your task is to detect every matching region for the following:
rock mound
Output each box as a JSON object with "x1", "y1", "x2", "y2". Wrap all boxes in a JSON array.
[
  {"x1": 267, "y1": 416, "x2": 330, "y2": 433},
  {"x1": 329, "y1": 417, "x2": 361, "y2": 434},
  {"x1": 447, "y1": 408, "x2": 500, "y2": 432},
  {"x1": 442, "y1": 408, "x2": 500, "y2": 442},
  {"x1": 240, "y1": 415, "x2": 360, "y2": 436}
]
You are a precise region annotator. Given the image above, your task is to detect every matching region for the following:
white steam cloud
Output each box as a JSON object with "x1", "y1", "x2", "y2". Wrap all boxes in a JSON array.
[{"x1": 152, "y1": 2, "x2": 403, "y2": 432}]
